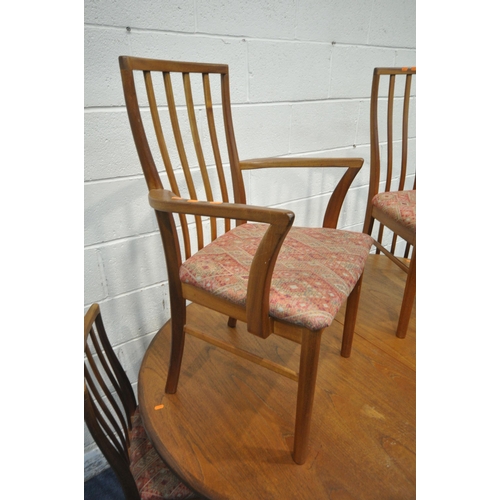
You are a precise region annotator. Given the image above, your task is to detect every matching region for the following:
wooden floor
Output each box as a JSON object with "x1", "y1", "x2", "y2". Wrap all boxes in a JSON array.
[{"x1": 139, "y1": 254, "x2": 416, "y2": 499}]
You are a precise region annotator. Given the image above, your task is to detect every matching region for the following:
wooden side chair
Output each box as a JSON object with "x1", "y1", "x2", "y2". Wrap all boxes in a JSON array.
[
  {"x1": 84, "y1": 303, "x2": 202, "y2": 499},
  {"x1": 363, "y1": 67, "x2": 416, "y2": 339},
  {"x1": 118, "y1": 56, "x2": 373, "y2": 464}
]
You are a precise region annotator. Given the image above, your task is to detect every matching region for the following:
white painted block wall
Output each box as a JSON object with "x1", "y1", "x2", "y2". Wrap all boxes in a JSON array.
[{"x1": 84, "y1": 0, "x2": 416, "y2": 480}]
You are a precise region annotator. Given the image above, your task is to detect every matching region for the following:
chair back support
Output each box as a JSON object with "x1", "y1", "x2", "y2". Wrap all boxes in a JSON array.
[
  {"x1": 119, "y1": 57, "x2": 246, "y2": 261},
  {"x1": 365, "y1": 67, "x2": 416, "y2": 254},
  {"x1": 84, "y1": 303, "x2": 139, "y2": 498}
]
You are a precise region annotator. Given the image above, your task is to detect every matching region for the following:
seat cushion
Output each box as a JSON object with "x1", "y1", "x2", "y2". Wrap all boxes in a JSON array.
[
  {"x1": 129, "y1": 408, "x2": 198, "y2": 499},
  {"x1": 372, "y1": 190, "x2": 416, "y2": 233},
  {"x1": 180, "y1": 224, "x2": 373, "y2": 331}
]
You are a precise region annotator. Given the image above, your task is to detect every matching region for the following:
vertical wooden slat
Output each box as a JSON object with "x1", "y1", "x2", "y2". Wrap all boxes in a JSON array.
[
  {"x1": 119, "y1": 64, "x2": 163, "y2": 191},
  {"x1": 221, "y1": 72, "x2": 245, "y2": 206},
  {"x1": 370, "y1": 72, "x2": 384, "y2": 253},
  {"x1": 144, "y1": 72, "x2": 180, "y2": 195},
  {"x1": 183, "y1": 72, "x2": 218, "y2": 242},
  {"x1": 203, "y1": 73, "x2": 231, "y2": 235},
  {"x1": 399, "y1": 74, "x2": 412, "y2": 191},
  {"x1": 143, "y1": 71, "x2": 192, "y2": 259},
  {"x1": 163, "y1": 71, "x2": 204, "y2": 252},
  {"x1": 85, "y1": 342, "x2": 128, "y2": 451},
  {"x1": 390, "y1": 233, "x2": 398, "y2": 254},
  {"x1": 376, "y1": 223, "x2": 384, "y2": 254},
  {"x1": 385, "y1": 74, "x2": 395, "y2": 192}
]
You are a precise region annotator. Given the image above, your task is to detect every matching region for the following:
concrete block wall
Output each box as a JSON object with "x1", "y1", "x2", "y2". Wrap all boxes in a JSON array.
[{"x1": 84, "y1": 0, "x2": 415, "y2": 480}]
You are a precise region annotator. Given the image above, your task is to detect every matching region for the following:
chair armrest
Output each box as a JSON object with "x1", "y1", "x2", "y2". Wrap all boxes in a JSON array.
[
  {"x1": 239, "y1": 157, "x2": 364, "y2": 228},
  {"x1": 149, "y1": 189, "x2": 294, "y2": 226},
  {"x1": 149, "y1": 189, "x2": 295, "y2": 338},
  {"x1": 239, "y1": 157, "x2": 364, "y2": 170}
]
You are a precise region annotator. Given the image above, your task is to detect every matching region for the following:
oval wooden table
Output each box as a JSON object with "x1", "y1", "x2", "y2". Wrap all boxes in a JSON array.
[{"x1": 138, "y1": 255, "x2": 416, "y2": 499}]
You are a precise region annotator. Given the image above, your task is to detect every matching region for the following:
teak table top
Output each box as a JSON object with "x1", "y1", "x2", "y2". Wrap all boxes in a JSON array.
[{"x1": 138, "y1": 254, "x2": 416, "y2": 499}]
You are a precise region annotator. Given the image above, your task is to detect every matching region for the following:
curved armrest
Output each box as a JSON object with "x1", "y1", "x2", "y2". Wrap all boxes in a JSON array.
[
  {"x1": 239, "y1": 157, "x2": 364, "y2": 228},
  {"x1": 149, "y1": 189, "x2": 295, "y2": 338},
  {"x1": 239, "y1": 157, "x2": 364, "y2": 170}
]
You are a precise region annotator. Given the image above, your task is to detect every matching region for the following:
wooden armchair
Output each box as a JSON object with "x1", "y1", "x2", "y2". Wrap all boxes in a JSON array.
[
  {"x1": 363, "y1": 67, "x2": 416, "y2": 339},
  {"x1": 118, "y1": 56, "x2": 373, "y2": 464},
  {"x1": 84, "y1": 303, "x2": 202, "y2": 499}
]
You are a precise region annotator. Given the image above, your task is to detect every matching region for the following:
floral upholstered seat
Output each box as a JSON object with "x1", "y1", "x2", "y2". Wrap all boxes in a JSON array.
[
  {"x1": 130, "y1": 409, "x2": 198, "y2": 500},
  {"x1": 371, "y1": 190, "x2": 416, "y2": 233},
  {"x1": 180, "y1": 224, "x2": 374, "y2": 331}
]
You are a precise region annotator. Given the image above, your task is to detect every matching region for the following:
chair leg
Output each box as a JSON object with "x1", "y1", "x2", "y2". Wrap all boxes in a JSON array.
[
  {"x1": 293, "y1": 329, "x2": 323, "y2": 465},
  {"x1": 165, "y1": 302, "x2": 187, "y2": 394},
  {"x1": 396, "y1": 251, "x2": 416, "y2": 339},
  {"x1": 340, "y1": 274, "x2": 363, "y2": 358}
]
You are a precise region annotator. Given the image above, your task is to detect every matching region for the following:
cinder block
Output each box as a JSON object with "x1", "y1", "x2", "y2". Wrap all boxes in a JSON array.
[
  {"x1": 289, "y1": 145, "x2": 371, "y2": 190},
  {"x1": 85, "y1": 0, "x2": 195, "y2": 32},
  {"x1": 84, "y1": 26, "x2": 130, "y2": 108},
  {"x1": 395, "y1": 49, "x2": 416, "y2": 68},
  {"x1": 337, "y1": 184, "x2": 369, "y2": 229},
  {"x1": 128, "y1": 31, "x2": 249, "y2": 103},
  {"x1": 84, "y1": 178, "x2": 157, "y2": 246},
  {"x1": 243, "y1": 149, "x2": 369, "y2": 230},
  {"x1": 196, "y1": 0, "x2": 295, "y2": 39},
  {"x1": 296, "y1": 0, "x2": 373, "y2": 44},
  {"x1": 330, "y1": 45, "x2": 396, "y2": 98},
  {"x1": 244, "y1": 165, "x2": 334, "y2": 212},
  {"x1": 255, "y1": 181, "x2": 367, "y2": 231},
  {"x1": 232, "y1": 103, "x2": 292, "y2": 159},
  {"x1": 290, "y1": 100, "x2": 361, "y2": 153},
  {"x1": 248, "y1": 40, "x2": 332, "y2": 102},
  {"x1": 369, "y1": 0, "x2": 416, "y2": 49},
  {"x1": 85, "y1": 28, "x2": 248, "y2": 108},
  {"x1": 99, "y1": 233, "x2": 168, "y2": 296},
  {"x1": 84, "y1": 248, "x2": 107, "y2": 304},
  {"x1": 98, "y1": 285, "x2": 171, "y2": 346},
  {"x1": 84, "y1": 444, "x2": 107, "y2": 481},
  {"x1": 84, "y1": 110, "x2": 141, "y2": 181},
  {"x1": 114, "y1": 332, "x2": 156, "y2": 389}
]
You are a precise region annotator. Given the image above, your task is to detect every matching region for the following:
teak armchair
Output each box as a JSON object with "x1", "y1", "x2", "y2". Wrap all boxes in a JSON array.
[
  {"x1": 119, "y1": 56, "x2": 373, "y2": 464},
  {"x1": 84, "y1": 303, "x2": 201, "y2": 499},
  {"x1": 363, "y1": 67, "x2": 416, "y2": 339}
]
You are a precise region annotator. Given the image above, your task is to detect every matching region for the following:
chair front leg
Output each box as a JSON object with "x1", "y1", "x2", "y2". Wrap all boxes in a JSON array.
[
  {"x1": 396, "y1": 250, "x2": 416, "y2": 339},
  {"x1": 340, "y1": 274, "x2": 363, "y2": 358},
  {"x1": 165, "y1": 300, "x2": 187, "y2": 394},
  {"x1": 293, "y1": 329, "x2": 323, "y2": 465}
]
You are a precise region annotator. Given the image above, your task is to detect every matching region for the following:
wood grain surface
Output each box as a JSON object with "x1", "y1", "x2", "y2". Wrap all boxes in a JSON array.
[{"x1": 138, "y1": 255, "x2": 416, "y2": 499}]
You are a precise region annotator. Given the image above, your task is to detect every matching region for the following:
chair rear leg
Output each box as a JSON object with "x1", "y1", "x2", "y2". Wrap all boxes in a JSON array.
[
  {"x1": 293, "y1": 329, "x2": 323, "y2": 465},
  {"x1": 165, "y1": 302, "x2": 187, "y2": 394},
  {"x1": 396, "y1": 251, "x2": 416, "y2": 339},
  {"x1": 340, "y1": 274, "x2": 363, "y2": 358}
]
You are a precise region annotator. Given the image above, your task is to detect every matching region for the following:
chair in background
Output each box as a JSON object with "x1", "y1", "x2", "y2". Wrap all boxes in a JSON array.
[
  {"x1": 119, "y1": 56, "x2": 373, "y2": 464},
  {"x1": 363, "y1": 67, "x2": 416, "y2": 339},
  {"x1": 84, "y1": 303, "x2": 201, "y2": 499}
]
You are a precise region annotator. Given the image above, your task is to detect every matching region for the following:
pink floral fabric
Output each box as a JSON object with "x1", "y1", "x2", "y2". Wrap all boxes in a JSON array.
[
  {"x1": 372, "y1": 190, "x2": 416, "y2": 233},
  {"x1": 180, "y1": 224, "x2": 373, "y2": 331},
  {"x1": 129, "y1": 408, "x2": 197, "y2": 499}
]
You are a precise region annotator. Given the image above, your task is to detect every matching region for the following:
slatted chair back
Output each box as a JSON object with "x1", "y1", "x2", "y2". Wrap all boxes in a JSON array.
[
  {"x1": 84, "y1": 303, "x2": 200, "y2": 499},
  {"x1": 119, "y1": 57, "x2": 246, "y2": 261},
  {"x1": 365, "y1": 67, "x2": 416, "y2": 257},
  {"x1": 363, "y1": 67, "x2": 416, "y2": 339},
  {"x1": 84, "y1": 303, "x2": 139, "y2": 499}
]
